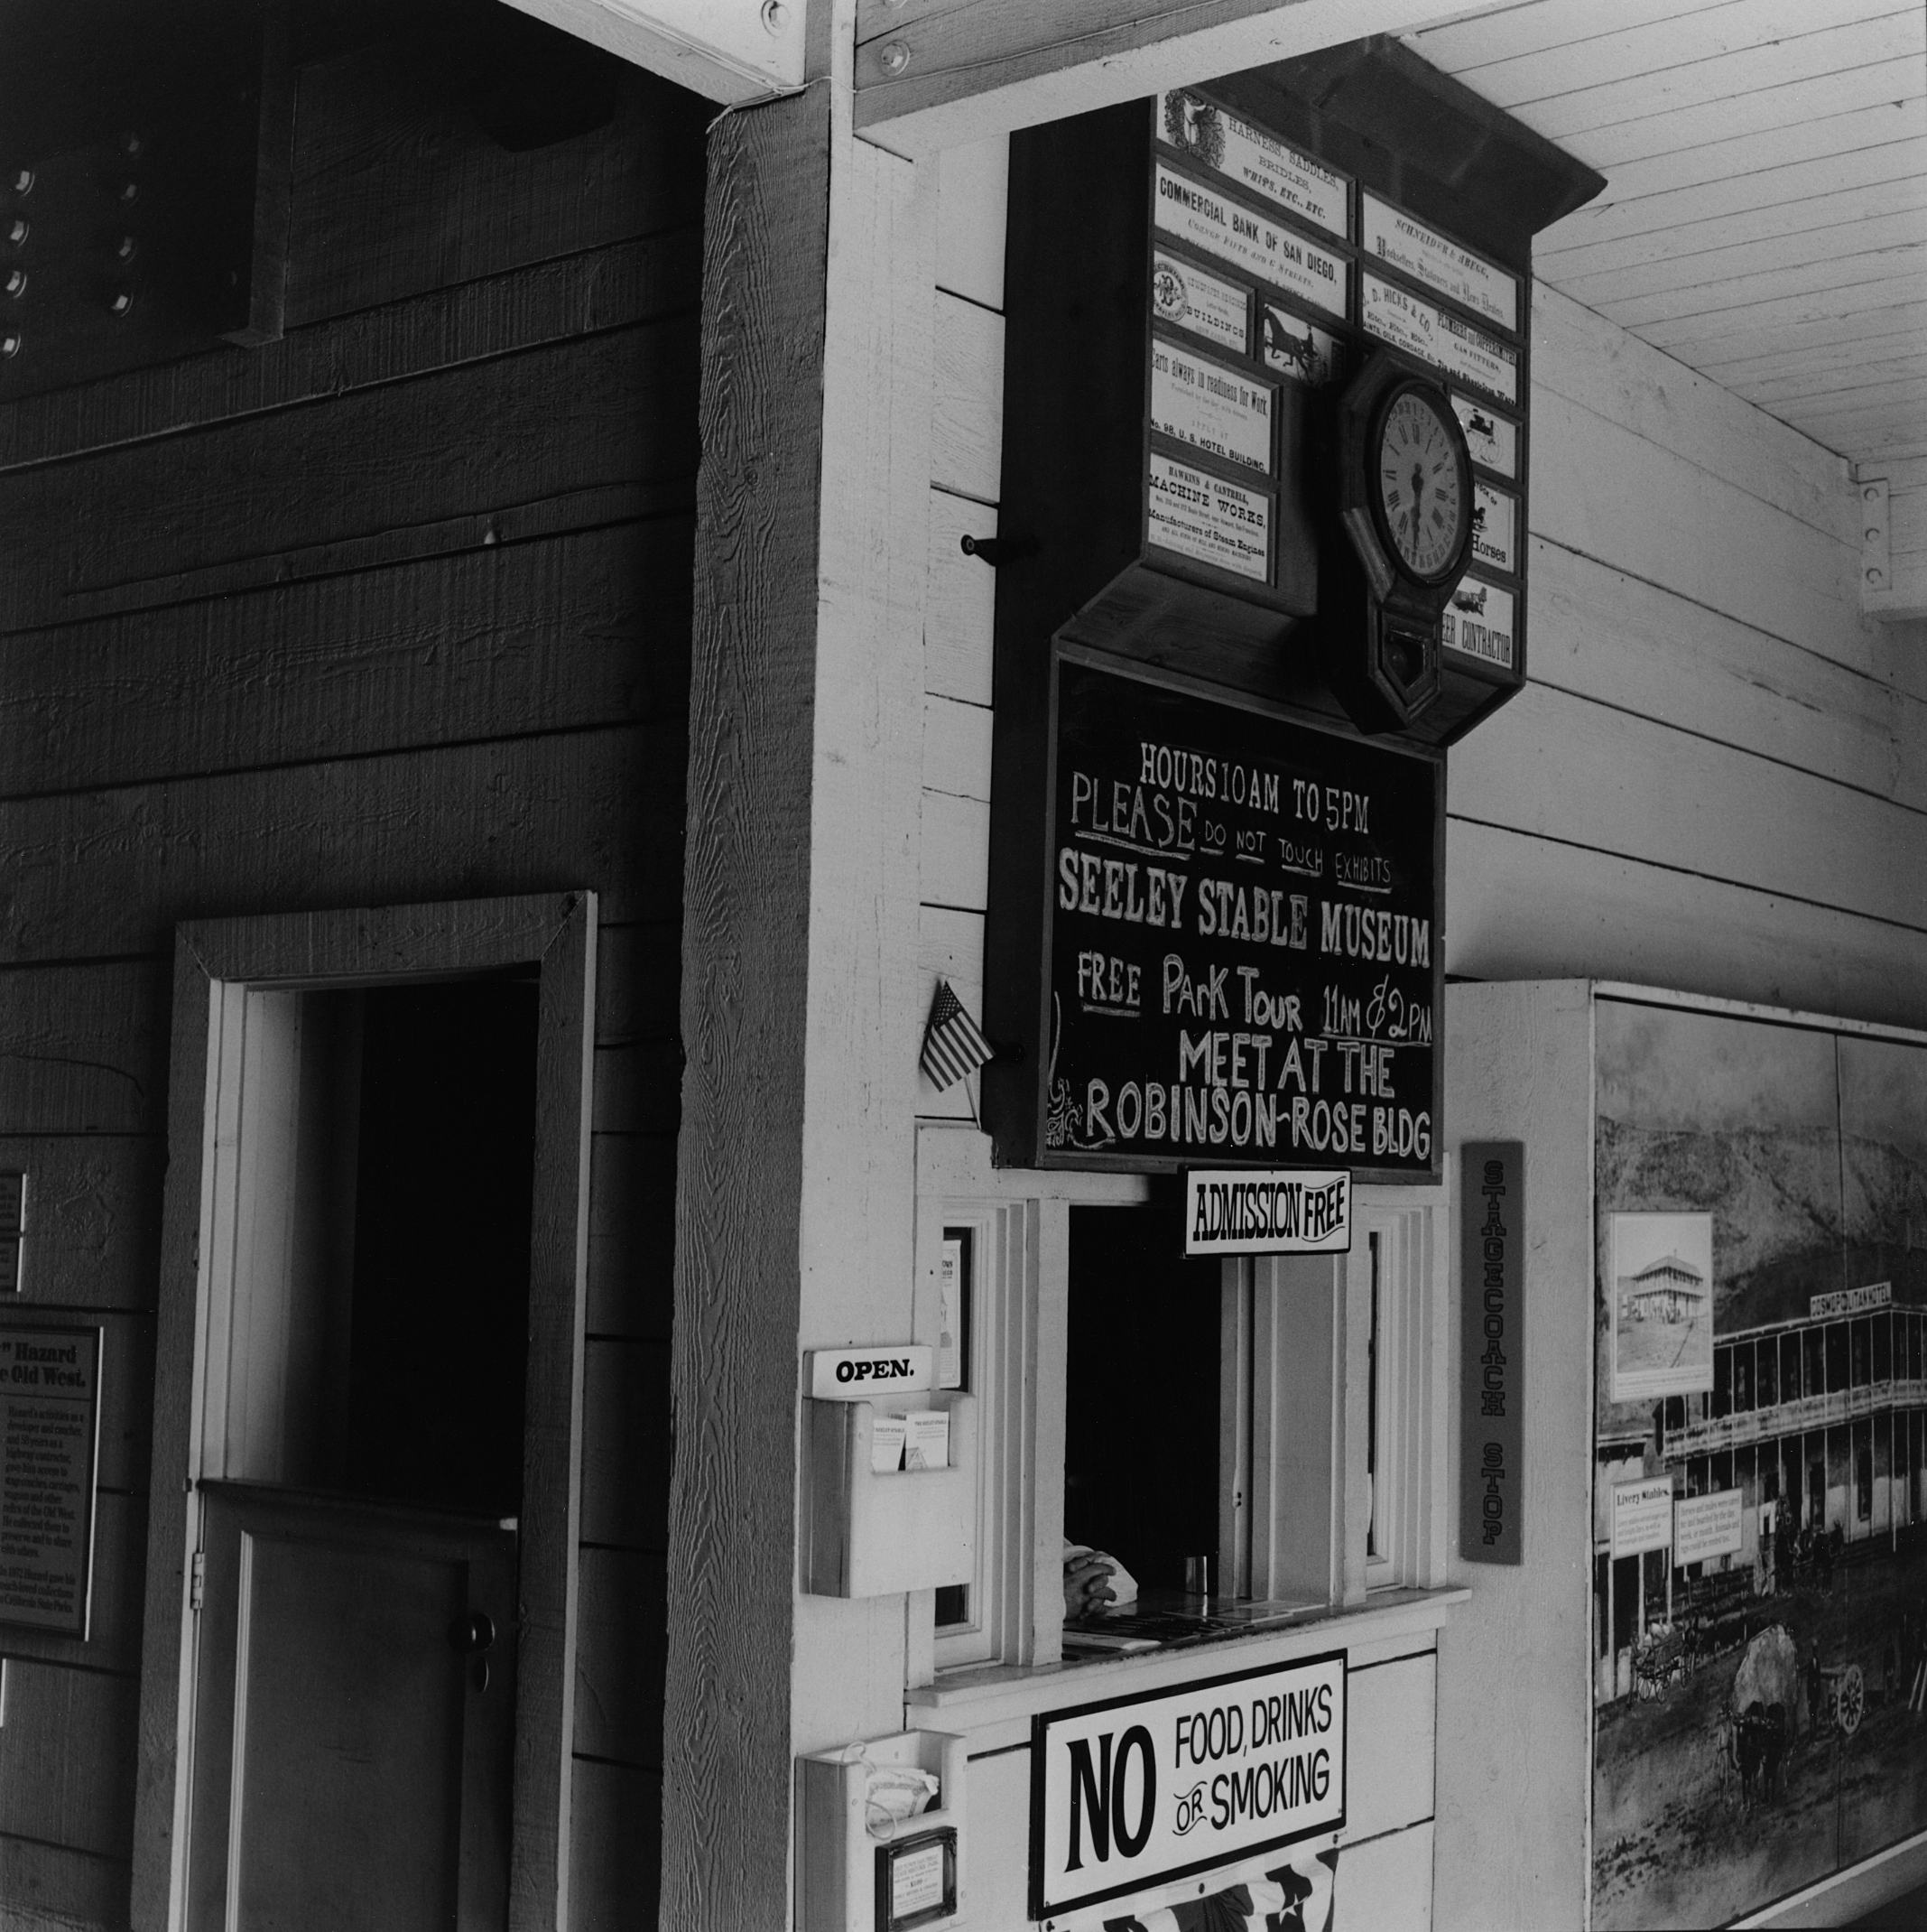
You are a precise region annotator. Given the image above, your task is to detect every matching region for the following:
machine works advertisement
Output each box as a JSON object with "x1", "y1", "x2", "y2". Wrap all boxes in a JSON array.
[
  {"x1": 1030, "y1": 1652, "x2": 1347, "y2": 1918},
  {"x1": 1038, "y1": 657, "x2": 1441, "y2": 1177}
]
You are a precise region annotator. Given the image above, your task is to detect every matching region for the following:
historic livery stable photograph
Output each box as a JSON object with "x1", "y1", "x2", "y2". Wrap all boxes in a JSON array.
[{"x1": 0, "y1": 0, "x2": 1921, "y2": 1928}]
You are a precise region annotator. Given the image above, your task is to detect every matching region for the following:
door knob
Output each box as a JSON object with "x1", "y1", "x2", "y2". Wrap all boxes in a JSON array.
[{"x1": 448, "y1": 1611, "x2": 496, "y2": 1656}]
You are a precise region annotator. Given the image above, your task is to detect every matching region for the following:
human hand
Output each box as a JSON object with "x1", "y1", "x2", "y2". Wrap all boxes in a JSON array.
[{"x1": 1063, "y1": 1548, "x2": 1119, "y2": 1619}]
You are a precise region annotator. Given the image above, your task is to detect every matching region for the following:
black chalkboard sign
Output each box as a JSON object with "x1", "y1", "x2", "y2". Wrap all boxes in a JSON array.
[{"x1": 985, "y1": 652, "x2": 1441, "y2": 1179}]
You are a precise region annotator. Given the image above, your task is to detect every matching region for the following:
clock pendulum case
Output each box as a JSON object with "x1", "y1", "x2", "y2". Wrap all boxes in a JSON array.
[{"x1": 1325, "y1": 351, "x2": 1476, "y2": 735}]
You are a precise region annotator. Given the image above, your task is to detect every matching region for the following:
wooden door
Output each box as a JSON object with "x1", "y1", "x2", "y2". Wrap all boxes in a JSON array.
[{"x1": 185, "y1": 1483, "x2": 517, "y2": 1931}]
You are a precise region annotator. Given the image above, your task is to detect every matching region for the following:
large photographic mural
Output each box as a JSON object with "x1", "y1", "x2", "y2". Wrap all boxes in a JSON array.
[{"x1": 1592, "y1": 999, "x2": 1927, "y2": 1928}]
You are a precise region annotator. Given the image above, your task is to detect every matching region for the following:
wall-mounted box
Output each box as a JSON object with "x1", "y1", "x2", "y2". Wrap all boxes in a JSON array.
[
  {"x1": 804, "y1": 1391, "x2": 976, "y2": 1597},
  {"x1": 991, "y1": 36, "x2": 1602, "y2": 749},
  {"x1": 800, "y1": 1729, "x2": 968, "y2": 1932}
]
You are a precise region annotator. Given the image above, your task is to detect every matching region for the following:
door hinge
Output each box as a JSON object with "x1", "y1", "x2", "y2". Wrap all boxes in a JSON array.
[{"x1": 190, "y1": 1550, "x2": 205, "y2": 1614}]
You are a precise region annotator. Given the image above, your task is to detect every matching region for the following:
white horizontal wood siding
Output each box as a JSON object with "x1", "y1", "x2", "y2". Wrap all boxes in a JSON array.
[
  {"x1": 916, "y1": 132, "x2": 1920, "y2": 1063},
  {"x1": 917, "y1": 138, "x2": 1007, "y2": 1126},
  {"x1": 1407, "y1": 2, "x2": 1927, "y2": 466},
  {"x1": 1447, "y1": 282, "x2": 1927, "y2": 1025}
]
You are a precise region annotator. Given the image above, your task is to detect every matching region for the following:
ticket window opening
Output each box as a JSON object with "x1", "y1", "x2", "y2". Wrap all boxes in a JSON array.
[{"x1": 1062, "y1": 1194, "x2": 1221, "y2": 1621}]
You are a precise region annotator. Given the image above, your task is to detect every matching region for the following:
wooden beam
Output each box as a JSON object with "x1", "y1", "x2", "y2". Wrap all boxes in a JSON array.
[
  {"x1": 851, "y1": 0, "x2": 1516, "y2": 155},
  {"x1": 498, "y1": 0, "x2": 805, "y2": 104},
  {"x1": 658, "y1": 83, "x2": 832, "y2": 1931}
]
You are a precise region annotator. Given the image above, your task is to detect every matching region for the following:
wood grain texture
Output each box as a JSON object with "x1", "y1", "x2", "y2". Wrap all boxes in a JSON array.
[
  {"x1": 923, "y1": 488, "x2": 997, "y2": 708},
  {"x1": 0, "y1": 1660, "x2": 138, "y2": 1858},
  {"x1": 1529, "y1": 386, "x2": 1859, "y2": 663},
  {"x1": 0, "y1": 1834, "x2": 128, "y2": 1930},
  {"x1": 852, "y1": 0, "x2": 1504, "y2": 153},
  {"x1": 1566, "y1": 52, "x2": 1924, "y2": 174},
  {"x1": 0, "y1": 324, "x2": 699, "y2": 633},
  {"x1": 581, "y1": 1340, "x2": 672, "y2": 1555},
  {"x1": 930, "y1": 292, "x2": 1003, "y2": 504},
  {"x1": 0, "y1": 525, "x2": 690, "y2": 798},
  {"x1": 134, "y1": 897, "x2": 601, "y2": 1932},
  {"x1": 129, "y1": 937, "x2": 213, "y2": 1932},
  {"x1": 915, "y1": 907, "x2": 986, "y2": 1126},
  {"x1": 1436, "y1": 980, "x2": 1596, "y2": 1932},
  {"x1": 0, "y1": 728, "x2": 678, "y2": 966},
  {"x1": 0, "y1": 227, "x2": 700, "y2": 474},
  {"x1": 1450, "y1": 679, "x2": 1927, "y2": 931},
  {"x1": 1337, "y1": 1819, "x2": 1435, "y2": 1932},
  {"x1": 1487, "y1": 13, "x2": 1919, "y2": 143},
  {"x1": 570, "y1": 1757, "x2": 661, "y2": 1932},
  {"x1": 1529, "y1": 537, "x2": 1927, "y2": 782},
  {"x1": 283, "y1": 50, "x2": 708, "y2": 326},
  {"x1": 588, "y1": 1041, "x2": 683, "y2": 1137},
  {"x1": 658, "y1": 84, "x2": 829, "y2": 1931},
  {"x1": 573, "y1": 1546, "x2": 667, "y2": 1767},
  {"x1": 69, "y1": 1313, "x2": 155, "y2": 1500},
  {"x1": 922, "y1": 693, "x2": 993, "y2": 802},
  {"x1": 1533, "y1": 283, "x2": 1853, "y2": 544},
  {"x1": 591, "y1": 923, "x2": 683, "y2": 1046},
  {"x1": 0, "y1": 966, "x2": 167, "y2": 1137},
  {"x1": 1545, "y1": 163, "x2": 1927, "y2": 290},
  {"x1": 1537, "y1": 111, "x2": 1925, "y2": 251},
  {"x1": 935, "y1": 137, "x2": 1008, "y2": 311},
  {"x1": 510, "y1": 894, "x2": 598, "y2": 1932},
  {"x1": 585, "y1": 1134, "x2": 677, "y2": 1342},
  {"x1": 1411, "y1": 0, "x2": 1769, "y2": 70},
  {"x1": 1345, "y1": 1652, "x2": 1436, "y2": 1842},
  {"x1": 1446, "y1": 817, "x2": 1927, "y2": 1031},
  {"x1": 0, "y1": 1137, "x2": 163, "y2": 1313},
  {"x1": 920, "y1": 789, "x2": 990, "y2": 912}
]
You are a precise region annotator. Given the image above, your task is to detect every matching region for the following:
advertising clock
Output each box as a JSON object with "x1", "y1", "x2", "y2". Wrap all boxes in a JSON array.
[{"x1": 1329, "y1": 353, "x2": 1475, "y2": 733}]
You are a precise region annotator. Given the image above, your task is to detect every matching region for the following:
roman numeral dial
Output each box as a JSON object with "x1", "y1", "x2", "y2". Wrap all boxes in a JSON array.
[{"x1": 1375, "y1": 387, "x2": 1468, "y2": 581}]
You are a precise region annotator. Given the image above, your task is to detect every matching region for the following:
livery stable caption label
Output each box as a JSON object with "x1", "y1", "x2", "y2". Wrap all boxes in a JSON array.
[
  {"x1": 1042, "y1": 660, "x2": 1441, "y2": 1175},
  {"x1": 1031, "y1": 1651, "x2": 1347, "y2": 1918}
]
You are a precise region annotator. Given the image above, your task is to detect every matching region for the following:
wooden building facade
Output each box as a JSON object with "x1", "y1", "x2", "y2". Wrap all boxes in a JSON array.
[
  {"x1": 0, "y1": 1, "x2": 1922, "y2": 1929},
  {"x1": 0, "y1": 5, "x2": 701, "y2": 1923}
]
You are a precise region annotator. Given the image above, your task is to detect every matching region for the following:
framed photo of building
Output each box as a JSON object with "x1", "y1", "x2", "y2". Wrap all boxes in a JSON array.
[{"x1": 1609, "y1": 1212, "x2": 1715, "y2": 1401}]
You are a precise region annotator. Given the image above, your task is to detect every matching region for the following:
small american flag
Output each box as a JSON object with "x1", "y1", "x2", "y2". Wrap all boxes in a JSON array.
[{"x1": 920, "y1": 980, "x2": 995, "y2": 1092}]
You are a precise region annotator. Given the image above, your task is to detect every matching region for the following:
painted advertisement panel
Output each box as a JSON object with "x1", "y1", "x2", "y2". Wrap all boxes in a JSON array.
[{"x1": 1592, "y1": 999, "x2": 1927, "y2": 1927}]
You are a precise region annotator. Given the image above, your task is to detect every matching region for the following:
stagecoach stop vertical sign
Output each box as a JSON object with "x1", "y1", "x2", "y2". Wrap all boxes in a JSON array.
[
  {"x1": 989, "y1": 656, "x2": 1442, "y2": 1177},
  {"x1": 1460, "y1": 1142, "x2": 1523, "y2": 1564}
]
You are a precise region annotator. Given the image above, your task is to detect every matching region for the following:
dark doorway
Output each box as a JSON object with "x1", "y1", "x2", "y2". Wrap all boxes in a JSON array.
[
  {"x1": 1063, "y1": 1196, "x2": 1220, "y2": 1596},
  {"x1": 341, "y1": 976, "x2": 540, "y2": 1517}
]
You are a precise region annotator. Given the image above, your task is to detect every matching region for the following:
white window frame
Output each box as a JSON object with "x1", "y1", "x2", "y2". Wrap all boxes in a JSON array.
[{"x1": 908, "y1": 1126, "x2": 1450, "y2": 1681}]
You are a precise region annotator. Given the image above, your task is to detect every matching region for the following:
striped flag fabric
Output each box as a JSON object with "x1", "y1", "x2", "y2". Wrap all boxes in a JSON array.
[{"x1": 920, "y1": 979, "x2": 995, "y2": 1092}]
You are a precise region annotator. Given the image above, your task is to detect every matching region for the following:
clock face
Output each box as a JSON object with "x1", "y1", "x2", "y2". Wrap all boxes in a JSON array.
[{"x1": 1375, "y1": 387, "x2": 1467, "y2": 581}]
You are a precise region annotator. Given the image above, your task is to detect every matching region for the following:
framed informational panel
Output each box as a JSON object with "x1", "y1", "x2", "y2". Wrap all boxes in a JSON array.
[
  {"x1": 0, "y1": 1322, "x2": 102, "y2": 1636},
  {"x1": 985, "y1": 650, "x2": 1442, "y2": 1178},
  {"x1": 1592, "y1": 996, "x2": 1927, "y2": 1927}
]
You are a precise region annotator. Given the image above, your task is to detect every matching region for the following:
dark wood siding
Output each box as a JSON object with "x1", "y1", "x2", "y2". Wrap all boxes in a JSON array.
[{"x1": 0, "y1": 9, "x2": 697, "y2": 1923}]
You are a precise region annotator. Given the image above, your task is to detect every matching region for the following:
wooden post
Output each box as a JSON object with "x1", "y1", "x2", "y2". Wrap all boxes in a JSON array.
[
  {"x1": 659, "y1": 85, "x2": 833, "y2": 1931},
  {"x1": 661, "y1": 33, "x2": 934, "y2": 1924}
]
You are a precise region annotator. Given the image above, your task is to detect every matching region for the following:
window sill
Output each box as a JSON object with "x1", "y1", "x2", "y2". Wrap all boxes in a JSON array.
[{"x1": 905, "y1": 1585, "x2": 1469, "y2": 1751}]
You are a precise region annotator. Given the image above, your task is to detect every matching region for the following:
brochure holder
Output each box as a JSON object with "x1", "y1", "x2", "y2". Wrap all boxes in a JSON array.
[{"x1": 803, "y1": 1391, "x2": 976, "y2": 1598}]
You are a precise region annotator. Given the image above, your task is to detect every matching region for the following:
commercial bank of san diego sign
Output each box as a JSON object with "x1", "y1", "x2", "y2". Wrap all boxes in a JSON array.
[{"x1": 1030, "y1": 1651, "x2": 1347, "y2": 1918}]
